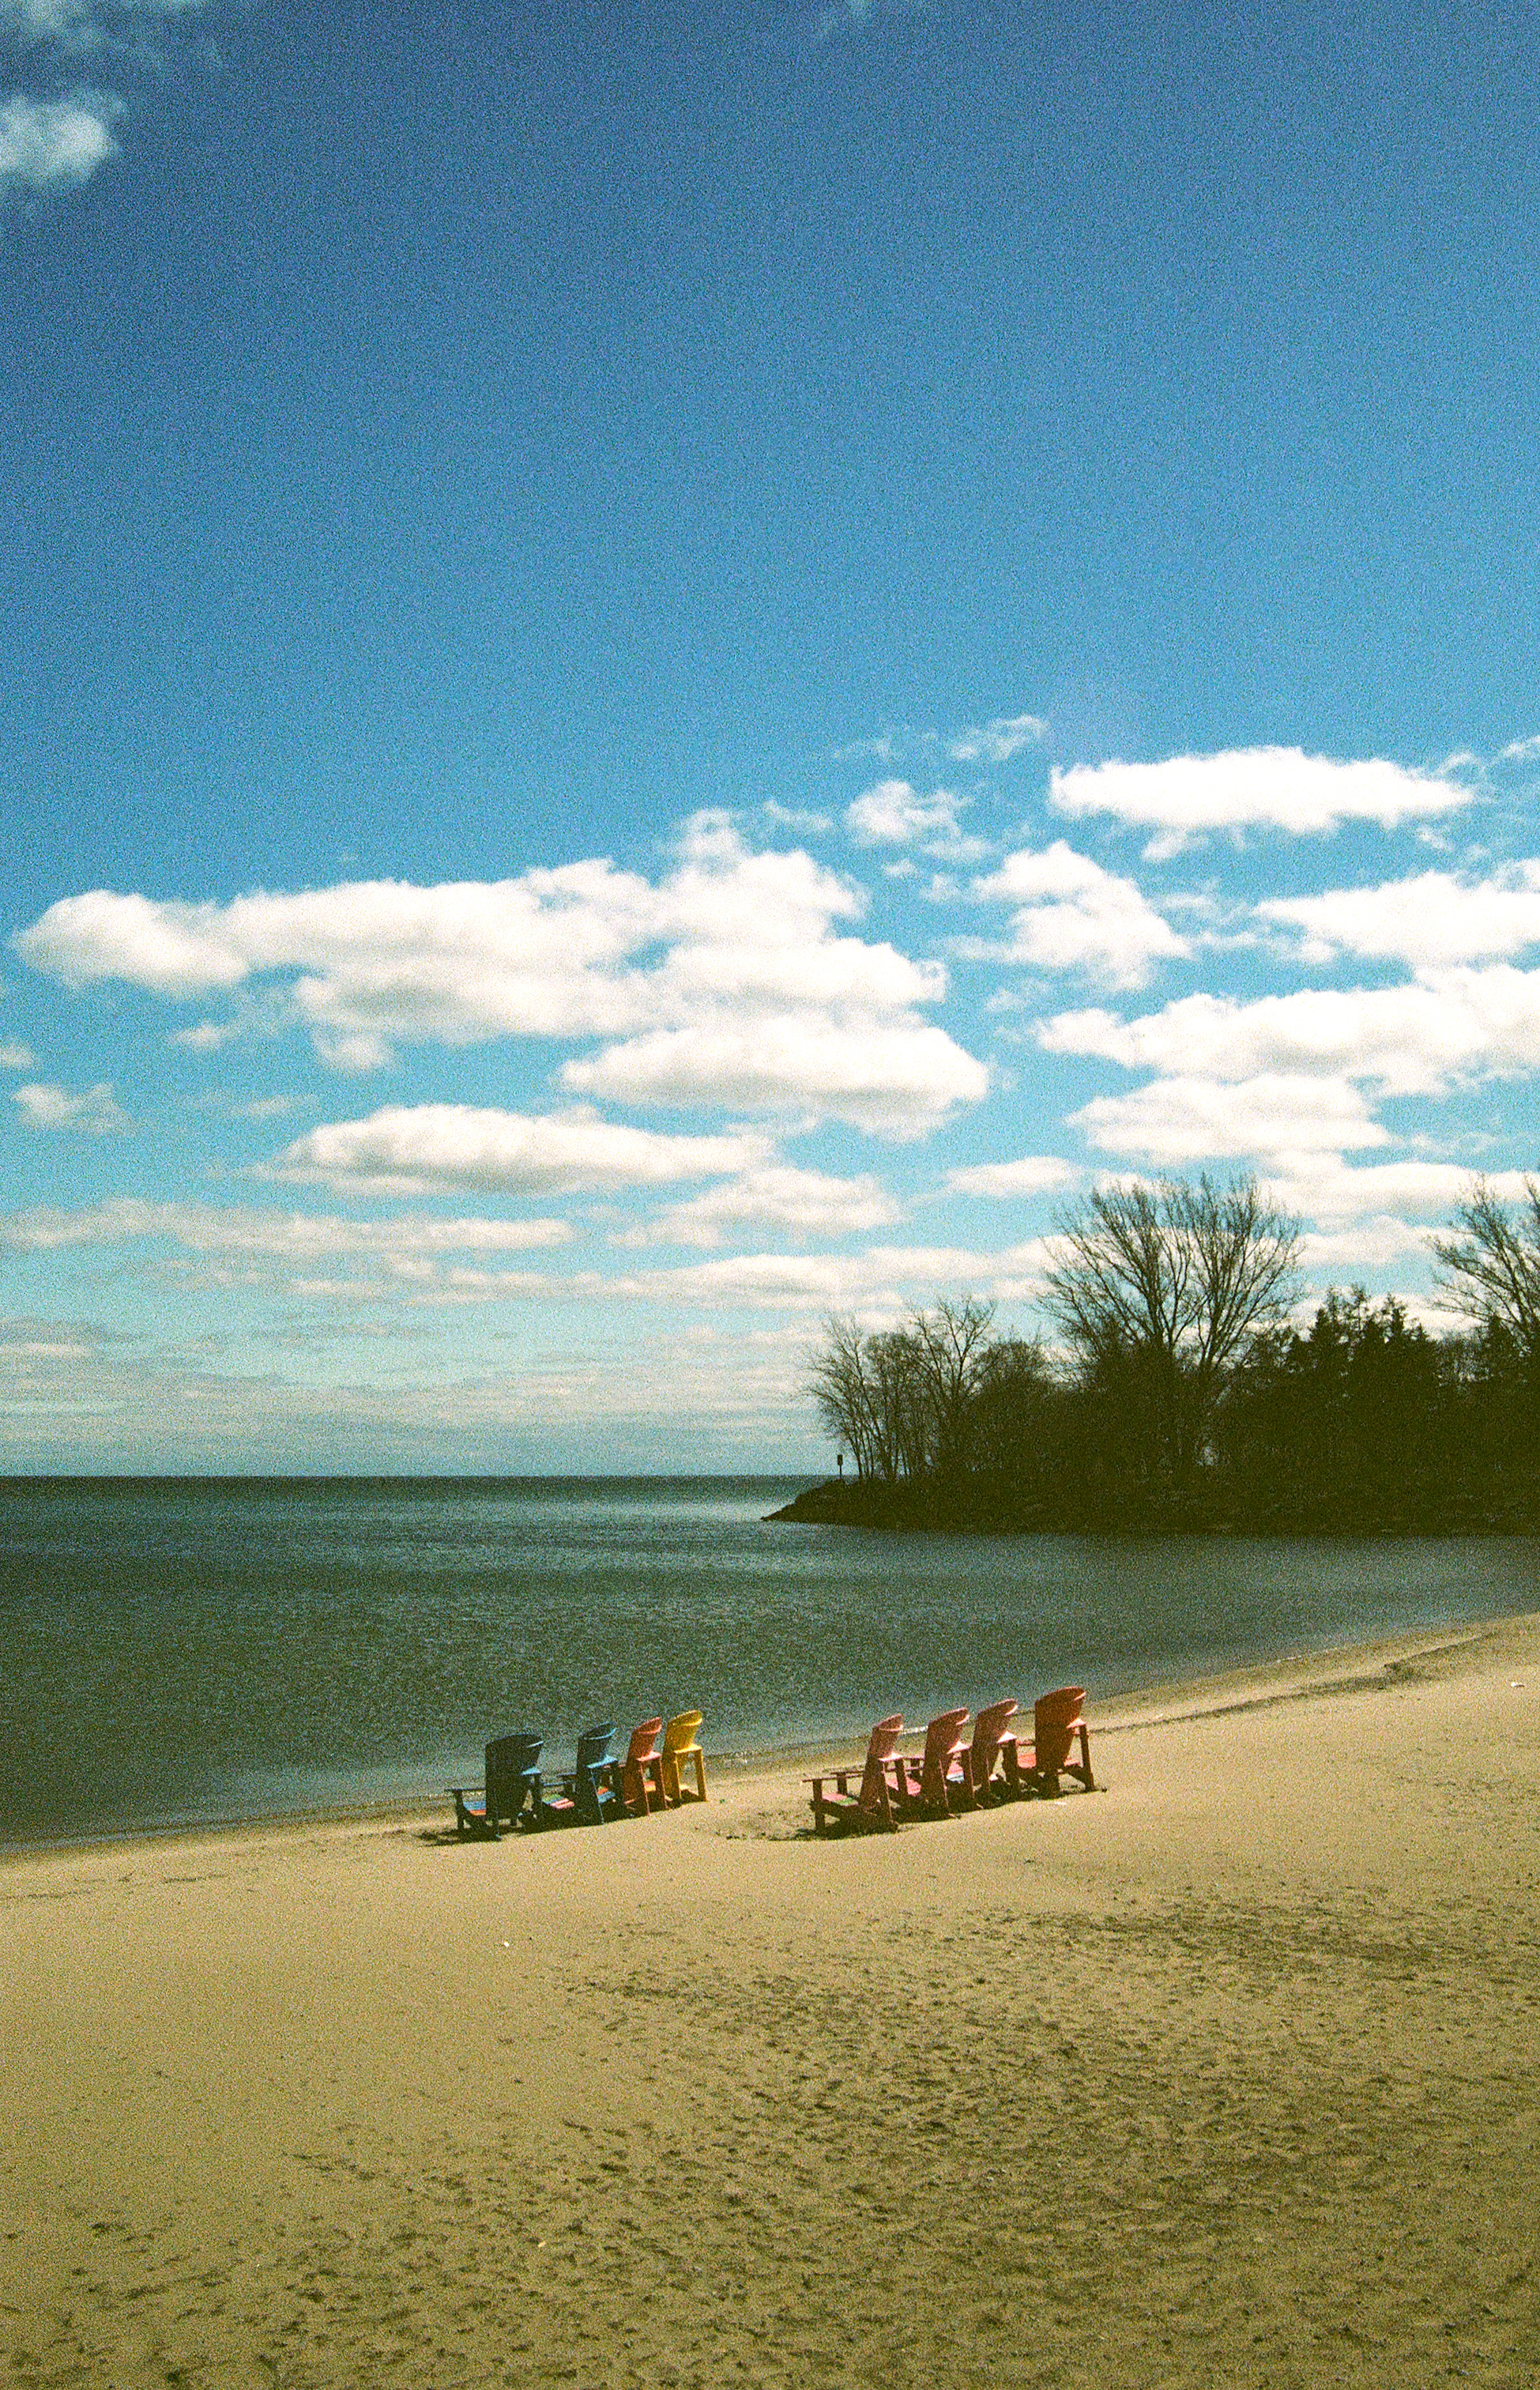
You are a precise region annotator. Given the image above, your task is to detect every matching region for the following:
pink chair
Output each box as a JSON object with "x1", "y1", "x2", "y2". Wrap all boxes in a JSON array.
[
  {"x1": 898, "y1": 1708, "x2": 973, "y2": 1816},
  {"x1": 1003, "y1": 1687, "x2": 1095, "y2": 1796},
  {"x1": 619, "y1": 1717, "x2": 666, "y2": 1816},
  {"x1": 966, "y1": 1697, "x2": 1020, "y2": 1804},
  {"x1": 808, "y1": 1716, "x2": 905, "y2": 1836}
]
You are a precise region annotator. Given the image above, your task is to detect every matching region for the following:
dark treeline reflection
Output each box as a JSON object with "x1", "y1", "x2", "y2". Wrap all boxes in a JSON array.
[{"x1": 800, "y1": 1177, "x2": 1540, "y2": 1533}]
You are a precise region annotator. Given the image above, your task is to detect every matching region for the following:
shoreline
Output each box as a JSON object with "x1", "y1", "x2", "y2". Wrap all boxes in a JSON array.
[
  {"x1": 5, "y1": 1606, "x2": 1538, "y2": 2385},
  {"x1": 0, "y1": 1612, "x2": 1509, "y2": 1865}
]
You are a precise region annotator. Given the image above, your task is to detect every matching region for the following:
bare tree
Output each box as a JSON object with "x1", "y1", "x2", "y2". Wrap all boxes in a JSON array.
[
  {"x1": 1430, "y1": 1178, "x2": 1540, "y2": 1362},
  {"x1": 1042, "y1": 1174, "x2": 1301, "y2": 1490},
  {"x1": 805, "y1": 1314, "x2": 882, "y2": 1481},
  {"x1": 804, "y1": 1300, "x2": 999, "y2": 1484},
  {"x1": 908, "y1": 1295, "x2": 997, "y2": 1478}
]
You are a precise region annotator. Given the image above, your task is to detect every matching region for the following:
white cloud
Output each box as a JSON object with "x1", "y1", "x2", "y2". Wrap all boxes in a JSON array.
[
  {"x1": 561, "y1": 1018, "x2": 987, "y2": 1138},
  {"x1": 0, "y1": 1039, "x2": 35, "y2": 1069},
  {"x1": 621, "y1": 1163, "x2": 902, "y2": 1248},
  {"x1": 0, "y1": 89, "x2": 119, "y2": 187},
  {"x1": 1258, "y1": 1158, "x2": 1538, "y2": 1227},
  {"x1": 1070, "y1": 1072, "x2": 1391, "y2": 1166},
  {"x1": 0, "y1": 1198, "x2": 572, "y2": 1261},
  {"x1": 1039, "y1": 966, "x2": 1540, "y2": 1099},
  {"x1": 13, "y1": 1078, "x2": 128, "y2": 1133},
  {"x1": 945, "y1": 713, "x2": 1046, "y2": 763},
  {"x1": 273, "y1": 1104, "x2": 770, "y2": 1200},
  {"x1": 966, "y1": 841, "x2": 1190, "y2": 988},
  {"x1": 762, "y1": 801, "x2": 834, "y2": 834},
  {"x1": 597, "y1": 1237, "x2": 1053, "y2": 1312},
  {"x1": 943, "y1": 1154, "x2": 1078, "y2": 1199},
  {"x1": 15, "y1": 819, "x2": 985, "y2": 1136},
  {"x1": 1259, "y1": 864, "x2": 1540, "y2": 967},
  {"x1": 1051, "y1": 746, "x2": 1472, "y2": 860},
  {"x1": 845, "y1": 778, "x2": 986, "y2": 859},
  {"x1": 2, "y1": 0, "x2": 206, "y2": 44},
  {"x1": 1296, "y1": 1217, "x2": 1438, "y2": 1276}
]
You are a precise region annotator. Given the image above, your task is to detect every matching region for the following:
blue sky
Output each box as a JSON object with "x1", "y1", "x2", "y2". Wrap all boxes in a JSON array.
[{"x1": 3, "y1": 0, "x2": 1538, "y2": 1469}]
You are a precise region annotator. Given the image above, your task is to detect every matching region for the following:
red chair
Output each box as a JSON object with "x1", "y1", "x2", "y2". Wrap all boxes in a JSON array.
[
  {"x1": 1003, "y1": 1686, "x2": 1095, "y2": 1796},
  {"x1": 808, "y1": 1715, "x2": 905, "y2": 1836},
  {"x1": 897, "y1": 1708, "x2": 973, "y2": 1816},
  {"x1": 619, "y1": 1717, "x2": 666, "y2": 1816}
]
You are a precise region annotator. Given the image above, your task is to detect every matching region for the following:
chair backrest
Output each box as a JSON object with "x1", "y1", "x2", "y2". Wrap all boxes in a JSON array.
[
  {"x1": 624, "y1": 1717, "x2": 663, "y2": 1765},
  {"x1": 918, "y1": 1708, "x2": 970, "y2": 1804},
  {"x1": 574, "y1": 1723, "x2": 616, "y2": 1772},
  {"x1": 1034, "y1": 1686, "x2": 1086, "y2": 1773},
  {"x1": 857, "y1": 1713, "x2": 904, "y2": 1811},
  {"x1": 485, "y1": 1732, "x2": 541, "y2": 1821},
  {"x1": 663, "y1": 1710, "x2": 703, "y2": 1755},
  {"x1": 970, "y1": 1697, "x2": 1019, "y2": 1772},
  {"x1": 923, "y1": 1707, "x2": 970, "y2": 1766},
  {"x1": 487, "y1": 1732, "x2": 541, "y2": 1779}
]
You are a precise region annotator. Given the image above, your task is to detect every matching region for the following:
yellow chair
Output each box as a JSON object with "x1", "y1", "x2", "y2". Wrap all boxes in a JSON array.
[{"x1": 660, "y1": 1710, "x2": 707, "y2": 1806}]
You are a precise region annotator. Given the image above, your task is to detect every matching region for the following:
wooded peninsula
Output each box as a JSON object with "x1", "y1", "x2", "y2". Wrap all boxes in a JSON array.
[{"x1": 774, "y1": 1173, "x2": 1540, "y2": 1533}]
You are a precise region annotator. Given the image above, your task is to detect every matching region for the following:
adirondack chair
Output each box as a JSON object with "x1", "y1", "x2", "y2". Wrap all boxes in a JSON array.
[
  {"x1": 897, "y1": 1708, "x2": 973, "y2": 1816},
  {"x1": 1003, "y1": 1686, "x2": 1095, "y2": 1796},
  {"x1": 619, "y1": 1717, "x2": 666, "y2": 1816},
  {"x1": 448, "y1": 1732, "x2": 542, "y2": 1838},
  {"x1": 966, "y1": 1697, "x2": 1020, "y2": 1804},
  {"x1": 660, "y1": 1710, "x2": 708, "y2": 1806},
  {"x1": 807, "y1": 1714, "x2": 905, "y2": 1835},
  {"x1": 539, "y1": 1723, "x2": 620, "y2": 1826}
]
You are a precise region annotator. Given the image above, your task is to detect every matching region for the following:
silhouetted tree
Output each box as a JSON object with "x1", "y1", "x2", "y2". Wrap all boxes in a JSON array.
[
  {"x1": 1431, "y1": 1178, "x2": 1540, "y2": 1363},
  {"x1": 1043, "y1": 1174, "x2": 1301, "y2": 1498}
]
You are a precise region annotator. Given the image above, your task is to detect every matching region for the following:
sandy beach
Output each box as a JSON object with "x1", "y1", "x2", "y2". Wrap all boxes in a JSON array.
[{"x1": 4, "y1": 1615, "x2": 1538, "y2": 2389}]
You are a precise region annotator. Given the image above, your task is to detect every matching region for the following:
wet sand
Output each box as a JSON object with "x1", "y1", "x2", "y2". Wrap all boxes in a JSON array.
[{"x1": 3, "y1": 1615, "x2": 1538, "y2": 2388}]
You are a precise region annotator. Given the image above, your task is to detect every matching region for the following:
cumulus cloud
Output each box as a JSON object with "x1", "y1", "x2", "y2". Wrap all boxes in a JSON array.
[
  {"x1": 1051, "y1": 746, "x2": 1472, "y2": 860},
  {"x1": 1039, "y1": 967, "x2": 1540, "y2": 1099},
  {"x1": 15, "y1": 818, "x2": 986, "y2": 1135},
  {"x1": 273, "y1": 1104, "x2": 770, "y2": 1200},
  {"x1": 1258, "y1": 1159, "x2": 1538, "y2": 1227},
  {"x1": 845, "y1": 778, "x2": 986, "y2": 859},
  {"x1": 561, "y1": 1019, "x2": 987, "y2": 1138},
  {"x1": 943, "y1": 1154, "x2": 1078, "y2": 1199},
  {"x1": 1071, "y1": 1071, "x2": 1391, "y2": 1167},
  {"x1": 0, "y1": 1039, "x2": 36, "y2": 1069},
  {"x1": 966, "y1": 841, "x2": 1190, "y2": 989},
  {"x1": 1259, "y1": 864, "x2": 1540, "y2": 967},
  {"x1": 0, "y1": 89, "x2": 119, "y2": 187},
  {"x1": 621, "y1": 1163, "x2": 902, "y2": 1249},
  {"x1": 13, "y1": 1078, "x2": 128, "y2": 1133}
]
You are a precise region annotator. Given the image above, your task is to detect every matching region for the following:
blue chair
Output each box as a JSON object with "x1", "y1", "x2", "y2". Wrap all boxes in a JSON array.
[
  {"x1": 449, "y1": 1732, "x2": 543, "y2": 1837},
  {"x1": 541, "y1": 1723, "x2": 620, "y2": 1826}
]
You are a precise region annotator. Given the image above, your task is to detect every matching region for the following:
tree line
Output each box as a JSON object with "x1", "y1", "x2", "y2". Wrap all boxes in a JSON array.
[{"x1": 800, "y1": 1174, "x2": 1540, "y2": 1532}]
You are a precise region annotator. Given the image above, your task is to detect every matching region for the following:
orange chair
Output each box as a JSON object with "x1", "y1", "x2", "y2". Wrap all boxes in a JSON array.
[
  {"x1": 897, "y1": 1708, "x2": 973, "y2": 1816},
  {"x1": 808, "y1": 1715, "x2": 905, "y2": 1835},
  {"x1": 660, "y1": 1710, "x2": 708, "y2": 1806},
  {"x1": 966, "y1": 1697, "x2": 1020, "y2": 1804},
  {"x1": 619, "y1": 1717, "x2": 666, "y2": 1815},
  {"x1": 1003, "y1": 1686, "x2": 1095, "y2": 1796}
]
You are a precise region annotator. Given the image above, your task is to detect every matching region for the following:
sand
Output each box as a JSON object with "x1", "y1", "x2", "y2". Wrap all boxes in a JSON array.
[{"x1": 3, "y1": 1615, "x2": 1538, "y2": 2389}]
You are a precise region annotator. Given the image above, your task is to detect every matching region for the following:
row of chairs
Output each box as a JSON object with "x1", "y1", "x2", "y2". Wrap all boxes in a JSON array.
[
  {"x1": 808, "y1": 1687, "x2": 1094, "y2": 1836},
  {"x1": 450, "y1": 1712, "x2": 707, "y2": 1838}
]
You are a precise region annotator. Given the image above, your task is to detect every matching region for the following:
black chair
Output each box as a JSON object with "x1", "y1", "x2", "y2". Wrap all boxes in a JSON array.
[{"x1": 448, "y1": 1732, "x2": 543, "y2": 1837}]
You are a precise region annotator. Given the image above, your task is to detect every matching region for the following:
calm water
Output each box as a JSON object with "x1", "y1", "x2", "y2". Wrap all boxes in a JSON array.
[{"x1": 4, "y1": 1475, "x2": 1537, "y2": 1844}]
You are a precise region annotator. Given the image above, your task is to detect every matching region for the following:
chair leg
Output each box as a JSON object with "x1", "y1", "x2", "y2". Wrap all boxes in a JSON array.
[{"x1": 691, "y1": 1749, "x2": 706, "y2": 1801}]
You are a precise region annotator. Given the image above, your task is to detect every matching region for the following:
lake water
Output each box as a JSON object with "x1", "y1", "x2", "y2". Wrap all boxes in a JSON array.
[{"x1": 4, "y1": 1475, "x2": 1537, "y2": 1845}]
